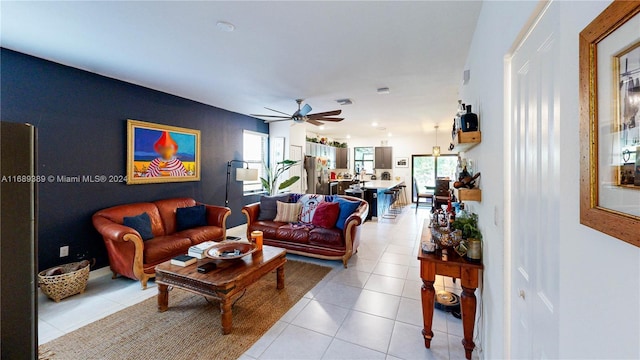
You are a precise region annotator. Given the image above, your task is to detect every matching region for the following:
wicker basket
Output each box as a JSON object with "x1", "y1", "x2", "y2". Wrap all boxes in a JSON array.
[{"x1": 38, "y1": 261, "x2": 90, "y2": 302}]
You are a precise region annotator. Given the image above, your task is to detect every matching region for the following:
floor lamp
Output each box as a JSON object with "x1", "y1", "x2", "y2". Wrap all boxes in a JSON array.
[{"x1": 225, "y1": 160, "x2": 259, "y2": 208}]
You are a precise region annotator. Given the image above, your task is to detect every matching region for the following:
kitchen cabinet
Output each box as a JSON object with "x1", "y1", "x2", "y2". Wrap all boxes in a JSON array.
[
  {"x1": 374, "y1": 146, "x2": 393, "y2": 169},
  {"x1": 335, "y1": 148, "x2": 348, "y2": 169},
  {"x1": 306, "y1": 142, "x2": 342, "y2": 169}
]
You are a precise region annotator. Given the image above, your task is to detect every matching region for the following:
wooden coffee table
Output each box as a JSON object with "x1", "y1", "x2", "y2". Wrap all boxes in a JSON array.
[{"x1": 155, "y1": 245, "x2": 287, "y2": 334}]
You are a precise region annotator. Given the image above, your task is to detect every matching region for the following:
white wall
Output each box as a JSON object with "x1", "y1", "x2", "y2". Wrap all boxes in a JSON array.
[{"x1": 461, "y1": 1, "x2": 640, "y2": 359}]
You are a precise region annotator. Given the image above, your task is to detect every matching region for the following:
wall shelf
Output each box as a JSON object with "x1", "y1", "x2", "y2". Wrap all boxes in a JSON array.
[
  {"x1": 454, "y1": 188, "x2": 482, "y2": 202},
  {"x1": 453, "y1": 130, "x2": 481, "y2": 152}
]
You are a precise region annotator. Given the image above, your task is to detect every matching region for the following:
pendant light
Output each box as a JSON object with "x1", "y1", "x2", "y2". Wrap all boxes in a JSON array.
[{"x1": 433, "y1": 125, "x2": 441, "y2": 157}]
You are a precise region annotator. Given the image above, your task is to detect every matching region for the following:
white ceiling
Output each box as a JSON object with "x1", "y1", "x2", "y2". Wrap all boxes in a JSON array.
[{"x1": 1, "y1": 1, "x2": 482, "y2": 138}]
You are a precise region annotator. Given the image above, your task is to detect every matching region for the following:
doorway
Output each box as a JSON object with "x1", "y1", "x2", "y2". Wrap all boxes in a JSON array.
[{"x1": 411, "y1": 154, "x2": 457, "y2": 202}]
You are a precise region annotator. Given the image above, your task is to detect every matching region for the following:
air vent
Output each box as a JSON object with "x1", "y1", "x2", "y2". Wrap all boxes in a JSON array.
[
  {"x1": 377, "y1": 87, "x2": 390, "y2": 94},
  {"x1": 336, "y1": 99, "x2": 353, "y2": 105}
]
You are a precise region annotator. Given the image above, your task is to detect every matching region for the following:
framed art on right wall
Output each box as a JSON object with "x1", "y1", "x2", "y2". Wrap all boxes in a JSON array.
[{"x1": 580, "y1": 0, "x2": 640, "y2": 247}]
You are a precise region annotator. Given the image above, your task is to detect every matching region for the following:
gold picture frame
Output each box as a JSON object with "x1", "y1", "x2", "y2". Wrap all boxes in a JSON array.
[
  {"x1": 579, "y1": 1, "x2": 640, "y2": 247},
  {"x1": 126, "y1": 120, "x2": 201, "y2": 185}
]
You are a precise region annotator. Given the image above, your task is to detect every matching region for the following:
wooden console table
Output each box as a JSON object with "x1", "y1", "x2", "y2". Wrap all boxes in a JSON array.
[{"x1": 418, "y1": 221, "x2": 483, "y2": 359}]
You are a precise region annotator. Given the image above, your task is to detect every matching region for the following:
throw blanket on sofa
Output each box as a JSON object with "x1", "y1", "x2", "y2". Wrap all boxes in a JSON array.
[{"x1": 290, "y1": 194, "x2": 336, "y2": 223}]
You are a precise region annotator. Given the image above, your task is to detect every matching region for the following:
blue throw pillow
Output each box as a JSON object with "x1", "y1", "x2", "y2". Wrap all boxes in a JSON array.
[
  {"x1": 333, "y1": 197, "x2": 361, "y2": 230},
  {"x1": 123, "y1": 212, "x2": 154, "y2": 241},
  {"x1": 258, "y1": 194, "x2": 291, "y2": 221},
  {"x1": 176, "y1": 205, "x2": 207, "y2": 231}
]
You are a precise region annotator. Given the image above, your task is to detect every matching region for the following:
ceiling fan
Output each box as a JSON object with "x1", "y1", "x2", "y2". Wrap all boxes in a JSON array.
[{"x1": 251, "y1": 99, "x2": 344, "y2": 126}]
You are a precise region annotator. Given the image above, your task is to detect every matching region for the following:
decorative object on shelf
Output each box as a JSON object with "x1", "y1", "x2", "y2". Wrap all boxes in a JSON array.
[
  {"x1": 225, "y1": 160, "x2": 259, "y2": 207},
  {"x1": 460, "y1": 105, "x2": 478, "y2": 132},
  {"x1": 261, "y1": 159, "x2": 301, "y2": 196},
  {"x1": 579, "y1": 1, "x2": 640, "y2": 247},
  {"x1": 306, "y1": 136, "x2": 319, "y2": 143},
  {"x1": 126, "y1": 120, "x2": 201, "y2": 184},
  {"x1": 454, "y1": 172, "x2": 481, "y2": 189},
  {"x1": 433, "y1": 125, "x2": 441, "y2": 157},
  {"x1": 206, "y1": 241, "x2": 257, "y2": 260}
]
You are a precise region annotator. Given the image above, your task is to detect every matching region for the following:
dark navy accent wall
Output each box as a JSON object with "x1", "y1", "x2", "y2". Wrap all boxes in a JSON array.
[{"x1": 1, "y1": 48, "x2": 267, "y2": 271}]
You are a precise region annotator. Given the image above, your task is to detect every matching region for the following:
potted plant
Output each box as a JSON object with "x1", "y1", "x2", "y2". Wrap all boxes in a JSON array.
[
  {"x1": 261, "y1": 160, "x2": 300, "y2": 196},
  {"x1": 452, "y1": 213, "x2": 482, "y2": 261}
]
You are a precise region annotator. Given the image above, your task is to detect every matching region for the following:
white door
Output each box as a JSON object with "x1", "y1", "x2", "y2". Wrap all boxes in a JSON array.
[
  {"x1": 507, "y1": 2, "x2": 559, "y2": 359},
  {"x1": 289, "y1": 145, "x2": 303, "y2": 193}
]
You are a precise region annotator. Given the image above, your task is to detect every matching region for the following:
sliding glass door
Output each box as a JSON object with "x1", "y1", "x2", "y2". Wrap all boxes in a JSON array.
[{"x1": 411, "y1": 154, "x2": 457, "y2": 201}]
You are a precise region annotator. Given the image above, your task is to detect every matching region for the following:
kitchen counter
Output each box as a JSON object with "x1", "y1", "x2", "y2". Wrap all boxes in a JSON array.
[{"x1": 361, "y1": 180, "x2": 405, "y2": 190}]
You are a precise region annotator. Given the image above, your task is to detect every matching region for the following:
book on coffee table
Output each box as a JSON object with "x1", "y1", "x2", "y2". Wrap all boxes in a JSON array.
[{"x1": 171, "y1": 255, "x2": 197, "y2": 267}]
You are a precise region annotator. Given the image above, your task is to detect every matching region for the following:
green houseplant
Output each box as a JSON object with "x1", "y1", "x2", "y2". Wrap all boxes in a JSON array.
[
  {"x1": 452, "y1": 213, "x2": 482, "y2": 240},
  {"x1": 261, "y1": 160, "x2": 300, "y2": 196}
]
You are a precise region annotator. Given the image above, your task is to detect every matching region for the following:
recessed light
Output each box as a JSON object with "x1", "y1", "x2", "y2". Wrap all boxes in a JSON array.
[
  {"x1": 346, "y1": 134, "x2": 351, "y2": 139},
  {"x1": 216, "y1": 21, "x2": 235, "y2": 32},
  {"x1": 388, "y1": 132, "x2": 393, "y2": 137},
  {"x1": 377, "y1": 87, "x2": 390, "y2": 94},
  {"x1": 371, "y1": 122, "x2": 378, "y2": 127},
  {"x1": 319, "y1": 125, "x2": 325, "y2": 130}
]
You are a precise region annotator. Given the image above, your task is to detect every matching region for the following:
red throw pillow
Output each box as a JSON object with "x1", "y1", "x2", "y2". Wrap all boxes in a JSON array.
[{"x1": 311, "y1": 202, "x2": 341, "y2": 229}]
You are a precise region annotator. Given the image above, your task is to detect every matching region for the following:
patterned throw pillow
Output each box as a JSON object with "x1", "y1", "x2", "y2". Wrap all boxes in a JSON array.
[
  {"x1": 311, "y1": 202, "x2": 341, "y2": 229},
  {"x1": 297, "y1": 194, "x2": 325, "y2": 223},
  {"x1": 273, "y1": 201, "x2": 303, "y2": 223}
]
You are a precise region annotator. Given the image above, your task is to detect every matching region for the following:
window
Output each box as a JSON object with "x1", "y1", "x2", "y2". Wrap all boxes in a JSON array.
[
  {"x1": 243, "y1": 130, "x2": 268, "y2": 194},
  {"x1": 354, "y1": 147, "x2": 374, "y2": 174}
]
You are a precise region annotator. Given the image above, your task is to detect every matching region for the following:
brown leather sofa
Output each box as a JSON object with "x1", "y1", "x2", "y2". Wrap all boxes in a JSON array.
[
  {"x1": 93, "y1": 198, "x2": 230, "y2": 289},
  {"x1": 242, "y1": 195, "x2": 369, "y2": 268}
]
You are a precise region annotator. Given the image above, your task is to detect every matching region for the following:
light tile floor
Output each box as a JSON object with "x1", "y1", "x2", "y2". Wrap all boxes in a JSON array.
[{"x1": 38, "y1": 207, "x2": 480, "y2": 360}]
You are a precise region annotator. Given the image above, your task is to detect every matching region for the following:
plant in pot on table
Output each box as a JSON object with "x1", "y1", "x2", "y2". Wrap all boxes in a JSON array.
[{"x1": 451, "y1": 212, "x2": 483, "y2": 262}]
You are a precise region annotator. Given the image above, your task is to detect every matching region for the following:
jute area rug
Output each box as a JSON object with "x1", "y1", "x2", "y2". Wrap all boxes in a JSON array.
[{"x1": 39, "y1": 260, "x2": 331, "y2": 360}]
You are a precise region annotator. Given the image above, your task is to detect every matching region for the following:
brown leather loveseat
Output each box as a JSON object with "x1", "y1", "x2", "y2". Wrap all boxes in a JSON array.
[
  {"x1": 242, "y1": 194, "x2": 369, "y2": 268},
  {"x1": 93, "y1": 198, "x2": 230, "y2": 288}
]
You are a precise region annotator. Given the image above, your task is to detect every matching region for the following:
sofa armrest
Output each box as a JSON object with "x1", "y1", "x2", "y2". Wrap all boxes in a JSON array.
[
  {"x1": 242, "y1": 203, "x2": 261, "y2": 237},
  {"x1": 201, "y1": 204, "x2": 231, "y2": 228},
  {"x1": 92, "y1": 215, "x2": 145, "y2": 282},
  {"x1": 92, "y1": 215, "x2": 140, "y2": 243}
]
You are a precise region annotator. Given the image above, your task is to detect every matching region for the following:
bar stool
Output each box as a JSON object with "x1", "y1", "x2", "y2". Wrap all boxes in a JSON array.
[
  {"x1": 396, "y1": 184, "x2": 408, "y2": 207},
  {"x1": 390, "y1": 187, "x2": 403, "y2": 214},
  {"x1": 382, "y1": 190, "x2": 397, "y2": 219}
]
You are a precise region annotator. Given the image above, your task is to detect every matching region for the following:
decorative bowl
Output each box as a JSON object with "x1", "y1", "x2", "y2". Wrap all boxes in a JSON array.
[
  {"x1": 206, "y1": 242, "x2": 257, "y2": 260},
  {"x1": 430, "y1": 227, "x2": 463, "y2": 249}
]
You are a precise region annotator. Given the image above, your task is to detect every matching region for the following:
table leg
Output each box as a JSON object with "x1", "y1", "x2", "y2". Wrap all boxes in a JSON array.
[
  {"x1": 276, "y1": 265, "x2": 285, "y2": 290},
  {"x1": 421, "y1": 279, "x2": 436, "y2": 348},
  {"x1": 460, "y1": 285, "x2": 477, "y2": 359},
  {"x1": 220, "y1": 298, "x2": 233, "y2": 335},
  {"x1": 157, "y1": 284, "x2": 169, "y2": 312}
]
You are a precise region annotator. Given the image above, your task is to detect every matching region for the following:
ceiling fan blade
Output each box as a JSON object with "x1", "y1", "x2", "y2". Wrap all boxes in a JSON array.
[
  {"x1": 264, "y1": 107, "x2": 292, "y2": 116},
  {"x1": 315, "y1": 118, "x2": 344, "y2": 122},
  {"x1": 300, "y1": 104, "x2": 312, "y2": 116},
  {"x1": 307, "y1": 119, "x2": 324, "y2": 126},
  {"x1": 264, "y1": 119, "x2": 293, "y2": 123},
  {"x1": 308, "y1": 110, "x2": 342, "y2": 118},
  {"x1": 251, "y1": 114, "x2": 292, "y2": 119}
]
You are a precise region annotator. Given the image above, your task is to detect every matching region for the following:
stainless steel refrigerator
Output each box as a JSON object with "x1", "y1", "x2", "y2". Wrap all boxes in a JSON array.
[
  {"x1": 304, "y1": 156, "x2": 330, "y2": 195},
  {"x1": 1, "y1": 122, "x2": 38, "y2": 359}
]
